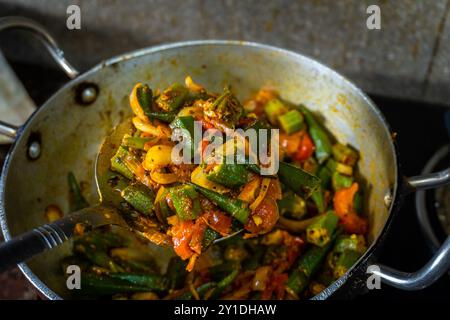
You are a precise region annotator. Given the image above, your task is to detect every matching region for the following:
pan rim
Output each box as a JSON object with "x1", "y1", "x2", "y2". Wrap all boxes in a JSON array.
[{"x1": 0, "y1": 39, "x2": 399, "y2": 300}]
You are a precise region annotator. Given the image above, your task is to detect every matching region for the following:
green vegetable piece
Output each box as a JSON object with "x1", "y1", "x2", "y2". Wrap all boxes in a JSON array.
[
  {"x1": 109, "y1": 273, "x2": 169, "y2": 292},
  {"x1": 278, "y1": 109, "x2": 304, "y2": 134},
  {"x1": 353, "y1": 190, "x2": 363, "y2": 213},
  {"x1": 277, "y1": 191, "x2": 306, "y2": 220},
  {"x1": 243, "y1": 246, "x2": 265, "y2": 270},
  {"x1": 332, "y1": 143, "x2": 359, "y2": 167},
  {"x1": 202, "y1": 227, "x2": 220, "y2": 249},
  {"x1": 297, "y1": 104, "x2": 332, "y2": 164},
  {"x1": 122, "y1": 135, "x2": 153, "y2": 150},
  {"x1": 311, "y1": 187, "x2": 327, "y2": 213},
  {"x1": 175, "y1": 281, "x2": 217, "y2": 300},
  {"x1": 189, "y1": 182, "x2": 250, "y2": 224},
  {"x1": 306, "y1": 211, "x2": 339, "y2": 247},
  {"x1": 146, "y1": 111, "x2": 177, "y2": 123},
  {"x1": 209, "y1": 268, "x2": 240, "y2": 299},
  {"x1": 136, "y1": 84, "x2": 153, "y2": 115},
  {"x1": 110, "y1": 146, "x2": 134, "y2": 180},
  {"x1": 333, "y1": 234, "x2": 366, "y2": 254},
  {"x1": 205, "y1": 87, "x2": 243, "y2": 128},
  {"x1": 74, "y1": 232, "x2": 124, "y2": 273},
  {"x1": 333, "y1": 250, "x2": 361, "y2": 279},
  {"x1": 206, "y1": 163, "x2": 249, "y2": 188},
  {"x1": 278, "y1": 161, "x2": 321, "y2": 199},
  {"x1": 169, "y1": 185, "x2": 202, "y2": 220},
  {"x1": 80, "y1": 273, "x2": 152, "y2": 296},
  {"x1": 68, "y1": 172, "x2": 89, "y2": 211},
  {"x1": 317, "y1": 166, "x2": 332, "y2": 189},
  {"x1": 170, "y1": 115, "x2": 196, "y2": 158},
  {"x1": 287, "y1": 232, "x2": 338, "y2": 295},
  {"x1": 264, "y1": 98, "x2": 288, "y2": 124},
  {"x1": 166, "y1": 257, "x2": 187, "y2": 290},
  {"x1": 156, "y1": 83, "x2": 188, "y2": 112},
  {"x1": 332, "y1": 171, "x2": 354, "y2": 191},
  {"x1": 121, "y1": 184, "x2": 155, "y2": 216}
]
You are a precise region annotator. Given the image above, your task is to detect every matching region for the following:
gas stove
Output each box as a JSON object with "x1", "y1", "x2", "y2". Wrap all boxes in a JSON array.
[{"x1": 0, "y1": 63, "x2": 448, "y2": 300}]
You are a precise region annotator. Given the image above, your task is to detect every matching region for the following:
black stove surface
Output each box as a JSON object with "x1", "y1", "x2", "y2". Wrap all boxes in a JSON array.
[{"x1": 1, "y1": 63, "x2": 449, "y2": 300}]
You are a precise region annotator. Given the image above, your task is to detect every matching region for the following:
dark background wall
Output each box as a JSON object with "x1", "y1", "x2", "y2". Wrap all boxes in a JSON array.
[{"x1": 1, "y1": 0, "x2": 450, "y2": 106}]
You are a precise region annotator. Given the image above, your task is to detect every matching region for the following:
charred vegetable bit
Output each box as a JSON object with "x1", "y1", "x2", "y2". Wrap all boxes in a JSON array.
[{"x1": 65, "y1": 77, "x2": 370, "y2": 299}]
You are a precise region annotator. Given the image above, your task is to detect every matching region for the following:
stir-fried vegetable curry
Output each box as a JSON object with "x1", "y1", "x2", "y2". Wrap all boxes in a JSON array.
[{"x1": 63, "y1": 77, "x2": 368, "y2": 299}]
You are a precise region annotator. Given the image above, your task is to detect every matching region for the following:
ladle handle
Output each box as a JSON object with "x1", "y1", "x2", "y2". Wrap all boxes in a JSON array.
[
  {"x1": 0, "y1": 218, "x2": 75, "y2": 272},
  {"x1": 0, "y1": 206, "x2": 124, "y2": 272}
]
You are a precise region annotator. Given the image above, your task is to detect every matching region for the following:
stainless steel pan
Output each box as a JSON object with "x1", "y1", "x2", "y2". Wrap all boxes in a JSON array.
[{"x1": 0, "y1": 17, "x2": 448, "y2": 300}]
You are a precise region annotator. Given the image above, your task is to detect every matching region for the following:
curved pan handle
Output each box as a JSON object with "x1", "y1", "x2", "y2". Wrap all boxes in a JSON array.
[
  {"x1": 0, "y1": 16, "x2": 79, "y2": 141},
  {"x1": 370, "y1": 168, "x2": 450, "y2": 290}
]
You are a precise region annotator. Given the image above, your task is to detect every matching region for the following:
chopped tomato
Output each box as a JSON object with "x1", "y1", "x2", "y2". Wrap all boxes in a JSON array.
[
  {"x1": 245, "y1": 196, "x2": 279, "y2": 235},
  {"x1": 292, "y1": 131, "x2": 315, "y2": 161},
  {"x1": 189, "y1": 218, "x2": 208, "y2": 255},
  {"x1": 333, "y1": 183, "x2": 368, "y2": 234},
  {"x1": 280, "y1": 130, "x2": 315, "y2": 161},
  {"x1": 261, "y1": 273, "x2": 288, "y2": 300},
  {"x1": 171, "y1": 219, "x2": 195, "y2": 260},
  {"x1": 280, "y1": 132, "x2": 302, "y2": 155},
  {"x1": 204, "y1": 211, "x2": 232, "y2": 236}
]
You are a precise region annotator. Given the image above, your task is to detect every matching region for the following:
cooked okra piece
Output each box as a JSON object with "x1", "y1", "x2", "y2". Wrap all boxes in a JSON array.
[
  {"x1": 122, "y1": 135, "x2": 153, "y2": 150},
  {"x1": 168, "y1": 185, "x2": 202, "y2": 220},
  {"x1": 277, "y1": 191, "x2": 307, "y2": 220},
  {"x1": 206, "y1": 163, "x2": 249, "y2": 188},
  {"x1": 278, "y1": 161, "x2": 321, "y2": 199},
  {"x1": 332, "y1": 171, "x2": 354, "y2": 191},
  {"x1": 297, "y1": 104, "x2": 332, "y2": 164},
  {"x1": 264, "y1": 98, "x2": 288, "y2": 125},
  {"x1": 110, "y1": 146, "x2": 134, "y2": 179},
  {"x1": 306, "y1": 211, "x2": 339, "y2": 247},
  {"x1": 109, "y1": 273, "x2": 169, "y2": 292},
  {"x1": 189, "y1": 182, "x2": 250, "y2": 224},
  {"x1": 332, "y1": 143, "x2": 359, "y2": 167},
  {"x1": 278, "y1": 109, "x2": 304, "y2": 134},
  {"x1": 287, "y1": 232, "x2": 337, "y2": 295},
  {"x1": 156, "y1": 83, "x2": 189, "y2": 112},
  {"x1": 120, "y1": 183, "x2": 155, "y2": 216},
  {"x1": 170, "y1": 115, "x2": 196, "y2": 157}
]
